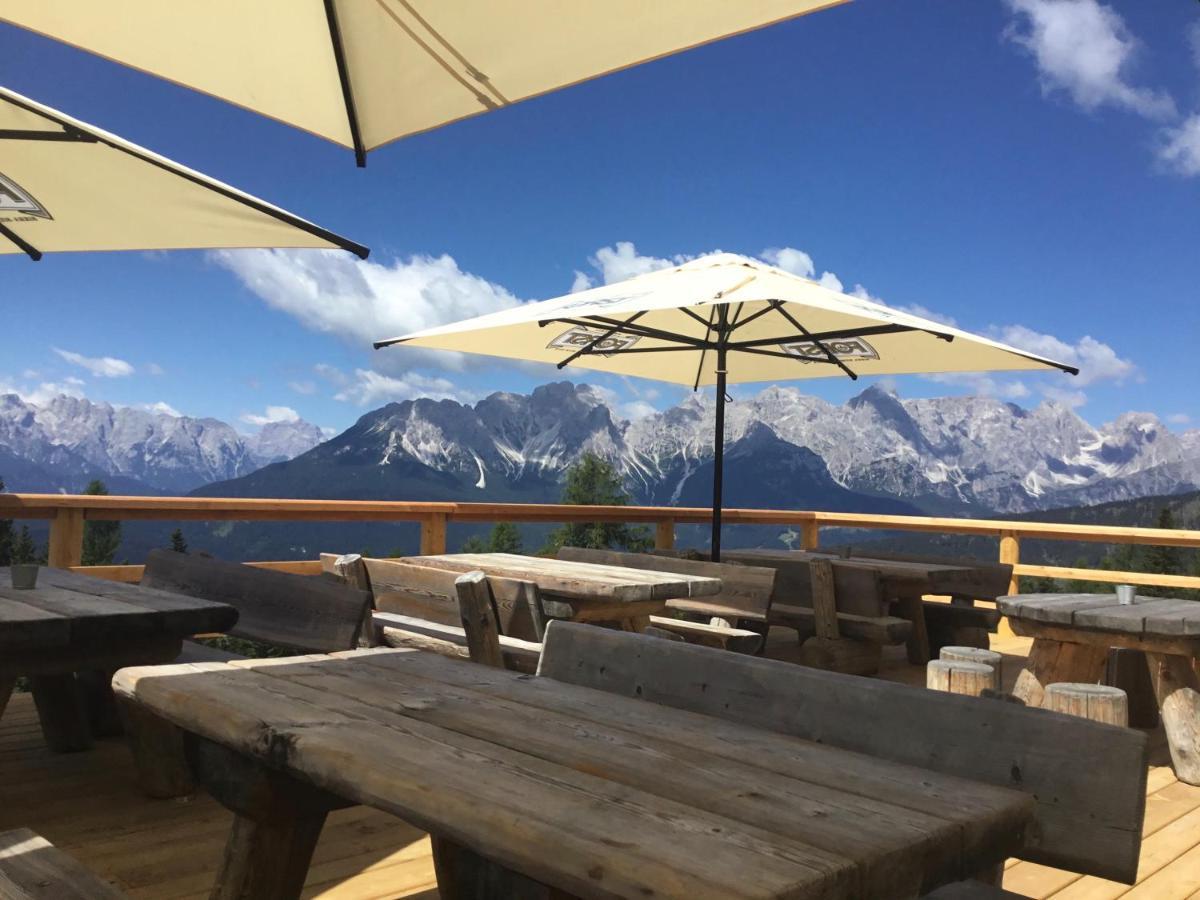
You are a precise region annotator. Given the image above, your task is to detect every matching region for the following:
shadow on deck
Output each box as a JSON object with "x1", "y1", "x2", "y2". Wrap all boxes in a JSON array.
[{"x1": 2, "y1": 631, "x2": 1199, "y2": 899}]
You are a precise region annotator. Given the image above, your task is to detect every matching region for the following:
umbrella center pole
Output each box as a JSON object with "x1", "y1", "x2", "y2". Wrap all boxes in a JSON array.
[{"x1": 711, "y1": 343, "x2": 728, "y2": 563}]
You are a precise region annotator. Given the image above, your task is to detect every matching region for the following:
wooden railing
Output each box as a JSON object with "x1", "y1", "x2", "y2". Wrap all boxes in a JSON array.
[{"x1": 2, "y1": 493, "x2": 1198, "y2": 594}]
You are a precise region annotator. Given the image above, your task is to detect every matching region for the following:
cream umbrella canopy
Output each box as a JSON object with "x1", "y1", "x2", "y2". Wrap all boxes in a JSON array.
[
  {"x1": 0, "y1": 86, "x2": 368, "y2": 260},
  {"x1": 0, "y1": 0, "x2": 846, "y2": 167},
  {"x1": 376, "y1": 253, "x2": 1077, "y2": 558}
]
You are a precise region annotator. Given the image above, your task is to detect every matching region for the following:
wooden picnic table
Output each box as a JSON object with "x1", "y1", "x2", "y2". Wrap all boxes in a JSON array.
[
  {"x1": 0, "y1": 566, "x2": 236, "y2": 752},
  {"x1": 404, "y1": 552, "x2": 721, "y2": 631},
  {"x1": 112, "y1": 647, "x2": 1033, "y2": 899},
  {"x1": 1000, "y1": 592, "x2": 1200, "y2": 784},
  {"x1": 726, "y1": 550, "x2": 991, "y2": 663}
]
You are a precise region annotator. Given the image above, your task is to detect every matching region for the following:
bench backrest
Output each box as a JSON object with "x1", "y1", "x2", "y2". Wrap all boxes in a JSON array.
[
  {"x1": 720, "y1": 551, "x2": 887, "y2": 618},
  {"x1": 141, "y1": 550, "x2": 371, "y2": 653},
  {"x1": 537, "y1": 621, "x2": 1147, "y2": 883},
  {"x1": 556, "y1": 546, "x2": 775, "y2": 620},
  {"x1": 353, "y1": 556, "x2": 546, "y2": 642}
]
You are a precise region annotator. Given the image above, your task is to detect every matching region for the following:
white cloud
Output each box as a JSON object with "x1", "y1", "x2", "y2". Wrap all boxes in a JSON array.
[
  {"x1": 213, "y1": 249, "x2": 522, "y2": 354},
  {"x1": 894, "y1": 302, "x2": 958, "y2": 328},
  {"x1": 145, "y1": 362, "x2": 165, "y2": 376},
  {"x1": 926, "y1": 372, "x2": 1032, "y2": 400},
  {"x1": 588, "y1": 383, "x2": 658, "y2": 422},
  {"x1": 143, "y1": 401, "x2": 182, "y2": 417},
  {"x1": 333, "y1": 369, "x2": 477, "y2": 407},
  {"x1": 288, "y1": 380, "x2": 317, "y2": 395},
  {"x1": 993, "y1": 325, "x2": 1135, "y2": 386},
  {"x1": 1158, "y1": 113, "x2": 1200, "y2": 177},
  {"x1": 314, "y1": 363, "x2": 350, "y2": 387},
  {"x1": 570, "y1": 270, "x2": 594, "y2": 293},
  {"x1": 1040, "y1": 384, "x2": 1089, "y2": 408},
  {"x1": 761, "y1": 246, "x2": 845, "y2": 291},
  {"x1": 761, "y1": 247, "x2": 815, "y2": 278},
  {"x1": 588, "y1": 242, "x2": 685, "y2": 284},
  {"x1": 53, "y1": 347, "x2": 135, "y2": 378},
  {"x1": 1168, "y1": 412, "x2": 1191, "y2": 425},
  {"x1": 1004, "y1": 0, "x2": 1174, "y2": 119},
  {"x1": 240, "y1": 405, "x2": 301, "y2": 426},
  {"x1": 0, "y1": 377, "x2": 86, "y2": 405}
]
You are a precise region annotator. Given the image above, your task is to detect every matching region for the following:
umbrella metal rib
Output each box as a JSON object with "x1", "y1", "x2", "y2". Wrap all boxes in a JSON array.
[{"x1": 323, "y1": 0, "x2": 367, "y2": 168}]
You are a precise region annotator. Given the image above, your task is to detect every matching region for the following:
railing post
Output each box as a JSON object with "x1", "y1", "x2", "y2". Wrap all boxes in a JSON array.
[
  {"x1": 999, "y1": 530, "x2": 1020, "y2": 595},
  {"x1": 47, "y1": 508, "x2": 84, "y2": 569},
  {"x1": 800, "y1": 519, "x2": 820, "y2": 551},
  {"x1": 420, "y1": 512, "x2": 447, "y2": 555},
  {"x1": 655, "y1": 518, "x2": 675, "y2": 552}
]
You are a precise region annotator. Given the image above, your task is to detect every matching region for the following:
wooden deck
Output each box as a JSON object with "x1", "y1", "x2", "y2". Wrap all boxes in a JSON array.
[{"x1": 2, "y1": 632, "x2": 1199, "y2": 899}]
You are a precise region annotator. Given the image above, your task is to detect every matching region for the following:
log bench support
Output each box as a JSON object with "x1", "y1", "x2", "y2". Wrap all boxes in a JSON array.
[
  {"x1": 1147, "y1": 652, "x2": 1200, "y2": 784},
  {"x1": 184, "y1": 734, "x2": 353, "y2": 900},
  {"x1": 431, "y1": 837, "x2": 579, "y2": 900}
]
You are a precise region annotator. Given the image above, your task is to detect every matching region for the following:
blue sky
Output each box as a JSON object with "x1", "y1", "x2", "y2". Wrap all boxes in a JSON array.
[{"x1": 2, "y1": 0, "x2": 1198, "y2": 435}]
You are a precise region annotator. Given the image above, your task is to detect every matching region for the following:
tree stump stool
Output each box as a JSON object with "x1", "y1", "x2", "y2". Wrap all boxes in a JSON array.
[
  {"x1": 1044, "y1": 683, "x2": 1128, "y2": 727},
  {"x1": 940, "y1": 646, "x2": 1003, "y2": 684},
  {"x1": 927, "y1": 659, "x2": 998, "y2": 697}
]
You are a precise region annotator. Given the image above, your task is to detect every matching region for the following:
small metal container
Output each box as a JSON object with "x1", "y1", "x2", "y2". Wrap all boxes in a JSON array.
[
  {"x1": 10, "y1": 564, "x2": 39, "y2": 590},
  {"x1": 1116, "y1": 584, "x2": 1136, "y2": 606}
]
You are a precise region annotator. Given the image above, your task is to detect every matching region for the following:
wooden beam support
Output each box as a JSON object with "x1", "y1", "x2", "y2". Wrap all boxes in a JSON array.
[
  {"x1": 654, "y1": 518, "x2": 675, "y2": 551},
  {"x1": 998, "y1": 531, "x2": 1020, "y2": 596},
  {"x1": 47, "y1": 508, "x2": 84, "y2": 569},
  {"x1": 800, "y1": 519, "x2": 820, "y2": 551},
  {"x1": 420, "y1": 512, "x2": 448, "y2": 555}
]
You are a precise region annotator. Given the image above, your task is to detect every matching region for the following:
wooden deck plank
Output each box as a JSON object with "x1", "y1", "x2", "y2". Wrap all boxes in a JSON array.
[
  {"x1": 4, "y1": 622, "x2": 1200, "y2": 900},
  {"x1": 0, "y1": 692, "x2": 438, "y2": 900}
]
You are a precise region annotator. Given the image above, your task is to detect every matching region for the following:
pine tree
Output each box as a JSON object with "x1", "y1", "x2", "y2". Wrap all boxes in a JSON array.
[
  {"x1": 1142, "y1": 507, "x2": 1184, "y2": 597},
  {"x1": 11, "y1": 525, "x2": 38, "y2": 564},
  {"x1": 488, "y1": 522, "x2": 522, "y2": 553},
  {"x1": 169, "y1": 528, "x2": 188, "y2": 554},
  {"x1": 0, "y1": 477, "x2": 13, "y2": 567},
  {"x1": 459, "y1": 534, "x2": 488, "y2": 553},
  {"x1": 543, "y1": 453, "x2": 650, "y2": 553},
  {"x1": 80, "y1": 479, "x2": 122, "y2": 566}
]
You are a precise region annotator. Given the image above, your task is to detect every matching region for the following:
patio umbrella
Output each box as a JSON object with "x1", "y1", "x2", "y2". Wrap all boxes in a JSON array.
[
  {"x1": 0, "y1": 85, "x2": 368, "y2": 260},
  {"x1": 1, "y1": 0, "x2": 845, "y2": 167},
  {"x1": 375, "y1": 253, "x2": 1077, "y2": 559}
]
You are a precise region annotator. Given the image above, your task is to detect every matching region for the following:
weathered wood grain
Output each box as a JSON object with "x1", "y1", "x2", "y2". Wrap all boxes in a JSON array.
[
  {"x1": 537, "y1": 621, "x2": 1146, "y2": 884},
  {"x1": 927, "y1": 660, "x2": 997, "y2": 697},
  {"x1": 113, "y1": 659, "x2": 855, "y2": 899},
  {"x1": 768, "y1": 604, "x2": 912, "y2": 644},
  {"x1": 455, "y1": 571, "x2": 505, "y2": 669},
  {"x1": 1147, "y1": 652, "x2": 1200, "y2": 785},
  {"x1": 0, "y1": 828, "x2": 129, "y2": 899},
  {"x1": 141, "y1": 549, "x2": 367, "y2": 653},
  {"x1": 558, "y1": 547, "x2": 774, "y2": 620},
  {"x1": 645, "y1": 615, "x2": 765, "y2": 653},
  {"x1": 1043, "y1": 683, "x2": 1128, "y2": 726}
]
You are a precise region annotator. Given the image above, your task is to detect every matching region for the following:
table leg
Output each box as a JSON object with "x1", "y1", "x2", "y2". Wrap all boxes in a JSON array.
[
  {"x1": 185, "y1": 734, "x2": 350, "y2": 900},
  {"x1": 1012, "y1": 638, "x2": 1107, "y2": 708},
  {"x1": 0, "y1": 675, "x2": 14, "y2": 721},
  {"x1": 117, "y1": 698, "x2": 194, "y2": 798},
  {"x1": 895, "y1": 593, "x2": 932, "y2": 664},
  {"x1": 1146, "y1": 653, "x2": 1200, "y2": 785},
  {"x1": 619, "y1": 616, "x2": 652, "y2": 633},
  {"x1": 431, "y1": 835, "x2": 578, "y2": 899},
  {"x1": 78, "y1": 669, "x2": 123, "y2": 737},
  {"x1": 30, "y1": 673, "x2": 92, "y2": 752}
]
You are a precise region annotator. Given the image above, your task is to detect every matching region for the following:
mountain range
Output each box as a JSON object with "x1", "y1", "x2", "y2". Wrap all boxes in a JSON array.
[
  {"x1": 3, "y1": 384, "x2": 1199, "y2": 521},
  {"x1": 197, "y1": 381, "x2": 1200, "y2": 516},
  {"x1": 0, "y1": 393, "x2": 324, "y2": 494}
]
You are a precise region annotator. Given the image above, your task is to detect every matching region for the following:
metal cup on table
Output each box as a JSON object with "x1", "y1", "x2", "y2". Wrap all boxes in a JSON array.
[
  {"x1": 1115, "y1": 584, "x2": 1136, "y2": 606},
  {"x1": 9, "y1": 564, "x2": 39, "y2": 590}
]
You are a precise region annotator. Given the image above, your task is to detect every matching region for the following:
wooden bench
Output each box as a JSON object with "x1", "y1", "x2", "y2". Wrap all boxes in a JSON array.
[
  {"x1": 323, "y1": 555, "x2": 546, "y2": 672},
  {"x1": 834, "y1": 550, "x2": 1011, "y2": 651},
  {"x1": 122, "y1": 552, "x2": 372, "y2": 798},
  {"x1": 0, "y1": 828, "x2": 129, "y2": 899},
  {"x1": 556, "y1": 546, "x2": 771, "y2": 653},
  {"x1": 141, "y1": 549, "x2": 372, "y2": 659},
  {"x1": 537, "y1": 620, "x2": 1149, "y2": 885}
]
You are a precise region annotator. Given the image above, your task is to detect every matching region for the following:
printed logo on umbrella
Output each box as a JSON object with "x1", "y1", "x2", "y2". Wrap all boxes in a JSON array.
[
  {"x1": 780, "y1": 336, "x2": 880, "y2": 362},
  {"x1": 548, "y1": 325, "x2": 640, "y2": 355},
  {"x1": 0, "y1": 173, "x2": 52, "y2": 221}
]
